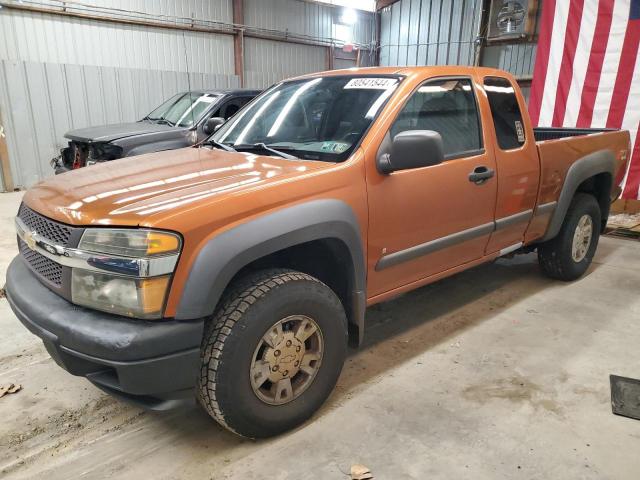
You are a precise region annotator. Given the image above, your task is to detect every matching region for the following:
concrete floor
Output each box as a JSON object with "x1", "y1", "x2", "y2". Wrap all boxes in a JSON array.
[{"x1": 1, "y1": 190, "x2": 639, "y2": 479}]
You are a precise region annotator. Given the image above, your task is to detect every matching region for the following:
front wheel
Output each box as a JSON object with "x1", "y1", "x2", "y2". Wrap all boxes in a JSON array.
[
  {"x1": 537, "y1": 193, "x2": 601, "y2": 281},
  {"x1": 198, "y1": 269, "x2": 348, "y2": 438}
]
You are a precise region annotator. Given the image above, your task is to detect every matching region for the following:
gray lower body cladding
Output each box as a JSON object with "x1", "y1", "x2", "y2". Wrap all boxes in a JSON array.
[
  {"x1": 5, "y1": 256, "x2": 204, "y2": 410},
  {"x1": 375, "y1": 208, "x2": 540, "y2": 271}
]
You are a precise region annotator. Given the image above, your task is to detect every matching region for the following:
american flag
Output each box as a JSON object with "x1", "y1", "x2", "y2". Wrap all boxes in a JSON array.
[{"x1": 529, "y1": 0, "x2": 640, "y2": 199}]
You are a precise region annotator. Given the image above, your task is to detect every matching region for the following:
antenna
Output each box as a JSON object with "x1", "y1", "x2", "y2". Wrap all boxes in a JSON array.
[{"x1": 181, "y1": 29, "x2": 196, "y2": 129}]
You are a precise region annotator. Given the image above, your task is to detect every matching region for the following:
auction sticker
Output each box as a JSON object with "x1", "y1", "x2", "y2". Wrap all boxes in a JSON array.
[
  {"x1": 321, "y1": 141, "x2": 350, "y2": 153},
  {"x1": 344, "y1": 78, "x2": 398, "y2": 90}
]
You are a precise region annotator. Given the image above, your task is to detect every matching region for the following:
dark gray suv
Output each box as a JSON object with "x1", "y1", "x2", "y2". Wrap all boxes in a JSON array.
[{"x1": 52, "y1": 88, "x2": 261, "y2": 173}]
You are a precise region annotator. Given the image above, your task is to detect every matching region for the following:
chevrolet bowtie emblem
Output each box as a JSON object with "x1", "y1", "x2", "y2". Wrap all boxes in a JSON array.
[{"x1": 24, "y1": 230, "x2": 37, "y2": 251}]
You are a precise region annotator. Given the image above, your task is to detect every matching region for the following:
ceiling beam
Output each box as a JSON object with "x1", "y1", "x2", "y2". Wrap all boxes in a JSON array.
[
  {"x1": 375, "y1": 0, "x2": 400, "y2": 11},
  {"x1": 0, "y1": 1, "x2": 371, "y2": 50}
]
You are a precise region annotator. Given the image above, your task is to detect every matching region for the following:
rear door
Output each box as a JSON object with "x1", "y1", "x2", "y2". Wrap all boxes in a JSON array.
[
  {"x1": 366, "y1": 76, "x2": 498, "y2": 298},
  {"x1": 481, "y1": 76, "x2": 540, "y2": 254}
]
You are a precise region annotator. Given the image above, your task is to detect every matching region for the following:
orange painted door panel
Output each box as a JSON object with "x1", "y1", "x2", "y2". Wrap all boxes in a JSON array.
[
  {"x1": 365, "y1": 76, "x2": 498, "y2": 297},
  {"x1": 366, "y1": 151, "x2": 497, "y2": 297}
]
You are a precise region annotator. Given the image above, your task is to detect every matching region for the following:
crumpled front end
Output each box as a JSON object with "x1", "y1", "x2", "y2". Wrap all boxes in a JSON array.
[{"x1": 51, "y1": 141, "x2": 123, "y2": 174}]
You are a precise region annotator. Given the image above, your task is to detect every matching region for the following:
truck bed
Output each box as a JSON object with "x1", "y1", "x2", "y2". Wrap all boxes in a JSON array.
[
  {"x1": 523, "y1": 128, "x2": 631, "y2": 243},
  {"x1": 535, "y1": 129, "x2": 630, "y2": 205},
  {"x1": 533, "y1": 127, "x2": 616, "y2": 142}
]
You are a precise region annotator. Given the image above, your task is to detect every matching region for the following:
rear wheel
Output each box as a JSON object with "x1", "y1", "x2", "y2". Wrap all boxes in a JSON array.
[
  {"x1": 538, "y1": 193, "x2": 601, "y2": 281},
  {"x1": 197, "y1": 269, "x2": 348, "y2": 438}
]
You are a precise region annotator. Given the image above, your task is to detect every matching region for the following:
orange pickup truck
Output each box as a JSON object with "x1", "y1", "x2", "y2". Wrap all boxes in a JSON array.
[{"x1": 6, "y1": 66, "x2": 630, "y2": 438}]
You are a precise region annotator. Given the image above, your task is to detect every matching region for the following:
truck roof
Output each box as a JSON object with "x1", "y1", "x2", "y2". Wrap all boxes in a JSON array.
[
  {"x1": 193, "y1": 88, "x2": 262, "y2": 96},
  {"x1": 290, "y1": 65, "x2": 515, "y2": 81}
]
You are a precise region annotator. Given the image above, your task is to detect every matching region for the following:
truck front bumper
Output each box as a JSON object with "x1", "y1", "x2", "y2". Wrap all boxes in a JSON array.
[{"x1": 5, "y1": 256, "x2": 204, "y2": 410}]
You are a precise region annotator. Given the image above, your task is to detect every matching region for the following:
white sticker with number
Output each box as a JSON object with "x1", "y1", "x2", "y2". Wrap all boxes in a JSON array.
[
  {"x1": 515, "y1": 120, "x2": 525, "y2": 143},
  {"x1": 344, "y1": 78, "x2": 398, "y2": 90}
]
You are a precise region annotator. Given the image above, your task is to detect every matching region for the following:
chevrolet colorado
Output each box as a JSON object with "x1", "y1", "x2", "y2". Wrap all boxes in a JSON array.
[{"x1": 6, "y1": 67, "x2": 630, "y2": 438}]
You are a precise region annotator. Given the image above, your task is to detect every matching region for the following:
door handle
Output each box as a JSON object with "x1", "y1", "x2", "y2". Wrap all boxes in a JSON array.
[{"x1": 468, "y1": 166, "x2": 495, "y2": 185}]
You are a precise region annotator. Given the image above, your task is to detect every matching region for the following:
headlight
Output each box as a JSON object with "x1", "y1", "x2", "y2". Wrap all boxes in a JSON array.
[
  {"x1": 89, "y1": 143, "x2": 123, "y2": 161},
  {"x1": 72, "y1": 270, "x2": 171, "y2": 319},
  {"x1": 71, "y1": 229, "x2": 181, "y2": 319},
  {"x1": 79, "y1": 229, "x2": 180, "y2": 257}
]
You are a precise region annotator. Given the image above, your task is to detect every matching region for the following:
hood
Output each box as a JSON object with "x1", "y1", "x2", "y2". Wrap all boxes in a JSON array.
[
  {"x1": 65, "y1": 122, "x2": 183, "y2": 143},
  {"x1": 23, "y1": 147, "x2": 331, "y2": 227}
]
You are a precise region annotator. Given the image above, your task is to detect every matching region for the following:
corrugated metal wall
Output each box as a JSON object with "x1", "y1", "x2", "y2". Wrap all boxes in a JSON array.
[
  {"x1": 333, "y1": 48, "x2": 358, "y2": 70},
  {"x1": 481, "y1": 43, "x2": 537, "y2": 77},
  {"x1": 481, "y1": 1, "x2": 540, "y2": 78},
  {"x1": 0, "y1": 2, "x2": 236, "y2": 73},
  {"x1": 379, "y1": 0, "x2": 481, "y2": 67},
  {"x1": 0, "y1": 60, "x2": 239, "y2": 188},
  {"x1": 243, "y1": 39, "x2": 327, "y2": 88},
  {"x1": 244, "y1": 0, "x2": 376, "y2": 46},
  {"x1": 242, "y1": 0, "x2": 376, "y2": 88},
  {"x1": 378, "y1": 0, "x2": 539, "y2": 79},
  {"x1": 0, "y1": 0, "x2": 237, "y2": 189},
  {"x1": 0, "y1": 0, "x2": 376, "y2": 188}
]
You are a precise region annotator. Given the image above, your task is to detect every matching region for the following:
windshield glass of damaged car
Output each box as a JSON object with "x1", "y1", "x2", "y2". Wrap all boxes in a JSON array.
[
  {"x1": 212, "y1": 76, "x2": 401, "y2": 161},
  {"x1": 145, "y1": 92, "x2": 221, "y2": 128}
]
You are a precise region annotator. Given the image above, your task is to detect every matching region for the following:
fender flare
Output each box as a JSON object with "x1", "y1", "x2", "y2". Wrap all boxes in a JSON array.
[
  {"x1": 542, "y1": 149, "x2": 615, "y2": 241},
  {"x1": 175, "y1": 199, "x2": 366, "y2": 343}
]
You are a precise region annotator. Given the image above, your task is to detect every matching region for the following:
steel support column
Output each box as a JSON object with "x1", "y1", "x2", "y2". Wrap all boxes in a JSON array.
[
  {"x1": 233, "y1": 0, "x2": 245, "y2": 87},
  {"x1": 0, "y1": 108, "x2": 14, "y2": 192}
]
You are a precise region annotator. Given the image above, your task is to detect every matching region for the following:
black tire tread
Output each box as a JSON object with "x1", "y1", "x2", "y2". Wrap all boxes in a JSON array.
[
  {"x1": 538, "y1": 193, "x2": 600, "y2": 281},
  {"x1": 197, "y1": 268, "x2": 326, "y2": 436}
]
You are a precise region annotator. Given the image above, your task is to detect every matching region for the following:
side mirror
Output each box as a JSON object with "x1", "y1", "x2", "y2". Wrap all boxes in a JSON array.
[
  {"x1": 377, "y1": 130, "x2": 444, "y2": 174},
  {"x1": 203, "y1": 117, "x2": 225, "y2": 135}
]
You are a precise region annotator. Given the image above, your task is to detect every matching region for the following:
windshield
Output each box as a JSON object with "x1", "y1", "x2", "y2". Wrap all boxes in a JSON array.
[
  {"x1": 211, "y1": 76, "x2": 401, "y2": 161},
  {"x1": 145, "y1": 92, "x2": 220, "y2": 127}
]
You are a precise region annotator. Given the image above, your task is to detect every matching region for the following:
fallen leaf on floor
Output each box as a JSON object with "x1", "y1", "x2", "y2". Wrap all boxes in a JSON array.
[
  {"x1": 0, "y1": 383, "x2": 22, "y2": 398},
  {"x1": 351, "y1": 464, "x2": 373, "y2": 480}
]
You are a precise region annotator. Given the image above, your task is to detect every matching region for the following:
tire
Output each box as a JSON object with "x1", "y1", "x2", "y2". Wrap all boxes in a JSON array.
[
  {"x1": 198, "y1": 269, "x2": 348, "y2": 438},
  {"x1": 537, "y1": 193, "x2": 601, "y2": 281}
]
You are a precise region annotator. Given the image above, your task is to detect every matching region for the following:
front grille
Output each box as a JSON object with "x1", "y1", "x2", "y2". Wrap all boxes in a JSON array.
[
  {"x1": 19, "y1": 238, "x2": 63, "y2": 286},
  {"x1": 18, "y1": 203, "x2": 72, "y2": 246}
]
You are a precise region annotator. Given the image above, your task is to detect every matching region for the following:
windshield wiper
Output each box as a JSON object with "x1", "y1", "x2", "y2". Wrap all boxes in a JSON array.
[
  {"x1": 156, "y1": 118, "x2": 175, "y2": 127},
  {"x1": 203, "y1": 139, "x2": 236, "y2": 152},
  {"x1": 234, "y1": 143, "x2": 297, "y2": 159}
]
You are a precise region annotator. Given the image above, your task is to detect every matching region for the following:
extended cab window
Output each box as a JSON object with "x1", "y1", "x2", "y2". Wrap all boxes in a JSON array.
[
  {"x1": 212, "y1": 76, "x2": 401, "y2": 162},
  {"x1": 390, "y1": 78, "x2": 482, "y2": 158},
  {"x1": 484, "y1": 77, "x2": 526, "y2": 150}
]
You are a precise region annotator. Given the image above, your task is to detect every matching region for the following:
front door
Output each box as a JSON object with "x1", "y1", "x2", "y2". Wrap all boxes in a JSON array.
[{"x1": 366, "y1": 77, "x2": 498, "y2": 298}]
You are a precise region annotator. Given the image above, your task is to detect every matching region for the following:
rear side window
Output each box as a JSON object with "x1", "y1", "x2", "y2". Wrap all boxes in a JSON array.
[
  {"x1": 484, "y1": 77, "x2": 526, "y2": 150},
  {"x1": 390, "y1": 78, "x2": 482, "y2": 159}
]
